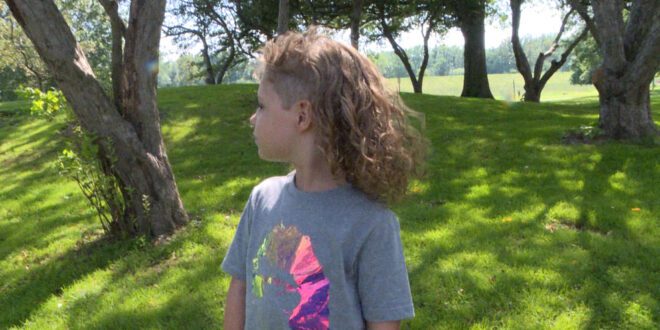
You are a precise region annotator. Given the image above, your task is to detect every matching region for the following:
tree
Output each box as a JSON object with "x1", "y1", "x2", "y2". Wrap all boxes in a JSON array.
[
  {"x1": 350, "y1": 0, "x2": 363, "y2": 49},
  {"x1": 6, "y1": 0, "x2": 188, "y2": 237},
  {"x1": 165, "y1": 0, "x2": 247, "y2": 85},
  {"x1": 445, "y1": 0, "x2": 494, "y2": 98},
  {"x1": 277, "y1": 0, "x2": 289, "y2": 34},
  {"x1": 165, "y1": 0, "x2": 218, "y2": 84},
  {"x1": 510, "y1": 0, "x2": 588, "y2": 102},
  {"x1": 569, "y1": 0, "x2": 659, "y2": 139},
  {"x1": 0, "y1": 3, "x2": 52, "y2": 92},
  {"x1": 364, "y1": 0, "x2": 446, "y2": 93},
  {"x1": 431, "y1": 45, "x2": 463, "y2": 75},
  {"x1": 1, "y1": 0, "x2": 115, "y2": 97}
]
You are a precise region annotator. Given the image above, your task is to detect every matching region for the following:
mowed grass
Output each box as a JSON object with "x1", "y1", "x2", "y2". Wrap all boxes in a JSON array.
[
  {"x1": 1, "y1": 85, "x2": 658, "y2": 329},
  {"x1": 386, "y1": 71, "x2": 600, "y2": 101}
]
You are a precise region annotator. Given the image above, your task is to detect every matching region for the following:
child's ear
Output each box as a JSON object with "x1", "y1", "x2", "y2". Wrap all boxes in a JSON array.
[{"x1": 296, "y1": 100, "x2": 313, "y2": 132}]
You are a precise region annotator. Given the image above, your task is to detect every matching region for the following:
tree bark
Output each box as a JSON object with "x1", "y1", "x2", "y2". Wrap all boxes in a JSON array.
[
  {"x1": 350, "y1": 0, "x2": 363, "y2": 50},
  {"x1": 588, "y1": 0, "x2": 659, "y2": 139},
  {"x1": 457, "y1": 2, "x2": 493, "y2": 98},
  {"x1": 6, "y1": 0, "x2": 189, "y2": 237},
  {"x1": 597, "y1": 83, "x2": 655, "y2": 139},
  {"x1": 277, "y1": 0, "x2": 289, "y2": 35}
]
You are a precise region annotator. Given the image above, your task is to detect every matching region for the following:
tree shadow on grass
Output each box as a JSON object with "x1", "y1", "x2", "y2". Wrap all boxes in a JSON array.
[
  {"x1": 54, "y1": 219, "x2": 236, "y2": 329},
  {"x1": 395, "y1": 94, "x2": 658, "y2": 328},
  {"x1": 0, "y1": 235, "x2": 130, "y2": 328}
]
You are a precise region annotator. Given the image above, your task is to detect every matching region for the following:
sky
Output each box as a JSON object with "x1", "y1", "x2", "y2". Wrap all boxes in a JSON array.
[{"x1": 161, "y1": 2, "x2": 568, "y2": 61}]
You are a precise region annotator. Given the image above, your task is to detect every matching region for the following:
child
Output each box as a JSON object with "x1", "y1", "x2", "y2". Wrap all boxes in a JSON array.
[{"x1": 222, "y1": 27, "x2": 426, "y2": 330}]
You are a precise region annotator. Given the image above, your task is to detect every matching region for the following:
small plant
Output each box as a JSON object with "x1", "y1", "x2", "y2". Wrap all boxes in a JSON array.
[
  {"x1": 15, "y1": 85, "x2": 68, "y2": 118},
  {"x1": 576, "y1": 124, "x2": 603, "y2": 139},
  {"x1": 562, "y1": 122, "x2": 605, "y2": 144},
  {"x1": 56, "y1": 128, "x2": 131, "y2": 236}
]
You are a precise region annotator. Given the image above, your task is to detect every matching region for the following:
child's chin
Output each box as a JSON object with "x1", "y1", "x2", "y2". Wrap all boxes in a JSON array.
[{"x1": 257, "y1": 150, "x2": 287, "y2": 163}]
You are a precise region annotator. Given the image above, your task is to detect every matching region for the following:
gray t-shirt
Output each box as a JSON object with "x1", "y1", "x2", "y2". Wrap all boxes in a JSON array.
[{"x1": 221, "y1": 172, "x2": 415, "y2": 329}]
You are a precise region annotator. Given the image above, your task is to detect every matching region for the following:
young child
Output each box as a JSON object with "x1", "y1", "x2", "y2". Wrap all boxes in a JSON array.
[{"x1": 222, "y1": 28, "x2": 426, "y2": 330}]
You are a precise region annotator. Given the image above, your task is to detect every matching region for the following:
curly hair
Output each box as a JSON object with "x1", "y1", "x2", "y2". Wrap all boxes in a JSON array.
[{"x1": 255, "y1": 27, "x2": 427, "y2": 204}]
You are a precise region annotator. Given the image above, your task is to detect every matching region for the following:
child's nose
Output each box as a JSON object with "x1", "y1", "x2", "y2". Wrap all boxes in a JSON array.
[{"x1": 249, "y1": 113, "x2": 256, "y2": 126}]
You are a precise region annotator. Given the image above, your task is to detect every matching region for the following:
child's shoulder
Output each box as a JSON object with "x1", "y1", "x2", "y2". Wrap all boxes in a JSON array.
[{"x1": 250, "y1": 173, "x2": 291, "y2": 198}]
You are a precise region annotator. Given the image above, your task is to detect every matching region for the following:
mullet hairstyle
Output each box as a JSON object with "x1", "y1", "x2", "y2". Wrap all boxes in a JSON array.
[{"x1": 255, "y1": 27, "x2": 427, "y2": 204}]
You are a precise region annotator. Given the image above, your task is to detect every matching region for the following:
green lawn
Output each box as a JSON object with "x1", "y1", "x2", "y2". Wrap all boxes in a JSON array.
[
  {"x1": 1, "y1": 85, "x2": 658, "y2": 329},
  {"x1": 386, "y1": 72, "x2": 600, "y2": 101}
]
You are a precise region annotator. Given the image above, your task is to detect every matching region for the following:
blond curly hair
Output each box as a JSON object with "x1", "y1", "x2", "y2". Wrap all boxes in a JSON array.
[{"x1": 255, "y1": 27, "x2": 427, "y2": 204}]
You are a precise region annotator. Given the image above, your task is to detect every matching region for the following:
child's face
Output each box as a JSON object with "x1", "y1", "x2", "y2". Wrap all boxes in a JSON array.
[{"x1": 250, "y1": 81, "x2": 299, "y2": 162}]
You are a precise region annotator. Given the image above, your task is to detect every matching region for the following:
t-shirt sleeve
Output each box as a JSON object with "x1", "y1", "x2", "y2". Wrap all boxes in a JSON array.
[
  {"x1": 221, "y1": 192, "x2": 254, "y2": 280},
  {"x1": 357, "y1": 212, "x2": 415, "y2": 322}
]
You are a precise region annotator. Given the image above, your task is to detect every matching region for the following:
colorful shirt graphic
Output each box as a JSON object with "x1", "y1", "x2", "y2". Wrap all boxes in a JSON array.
[{"x1": 252, "y1": 223, "x2": 330, "y2": 330}]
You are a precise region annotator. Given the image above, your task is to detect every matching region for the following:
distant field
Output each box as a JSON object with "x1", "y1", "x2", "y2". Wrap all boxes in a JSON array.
[{"x1": 385, "y1": 72, "x2": 600, "y2": 102}]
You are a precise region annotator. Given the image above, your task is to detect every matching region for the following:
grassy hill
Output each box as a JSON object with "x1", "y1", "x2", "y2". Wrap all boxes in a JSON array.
[
  {"x1": 0, "y1": 85, "x2": 658, "y2": 329},
  {"x1": 386, "y1": 72, "x2": 600, "y2": 101}
]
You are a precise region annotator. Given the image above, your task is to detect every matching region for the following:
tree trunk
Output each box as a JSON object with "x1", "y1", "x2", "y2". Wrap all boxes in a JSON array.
[
  {"x1": 382, "y1": 26, "x2": 421, "y2": 93},
  {"x1": 588, "y1": 0, "x2": 659, "y2": 139},
  {"x1": 215, "y1": 46, "x2": 236, "y2": 84},
  {"x1": 6, "y1": 0, "x2": 189, "y2": 237},
  {"x1": 511, "y1": 0, "x2": 587, "y2": 103},
  {"x1": 201, "y1": 38, "x2": 216, "y2": 85},
  {"x1": 458, "y1": 3, "x2": 493, "y2": 99},
  {"x1": 277, "y1": 0, "x2": 289, "y2": 35},
  {"x1": 522, "y1": 85, "x2": 540, "y2": 102},
  {"x1": 595, "y1": 70, "x2": 656, "y2": 139},
  {"x1": 350, "y1": 0, "x2": 363, "y2": 50}
]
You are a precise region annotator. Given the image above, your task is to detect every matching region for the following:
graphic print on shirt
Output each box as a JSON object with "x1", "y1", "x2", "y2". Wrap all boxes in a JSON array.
[{"x1": 252, "y1": 223, "x2": 330, "y2": 330}]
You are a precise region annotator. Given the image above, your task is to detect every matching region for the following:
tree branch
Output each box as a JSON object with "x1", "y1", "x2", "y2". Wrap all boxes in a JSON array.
[
  {"x1": 568, "y1": 0, "x2": 600, "y2": 47},
  {"x1": 98, "y1": 0, "x2": 126, "y2": 111},
  {"x1": 510, "y1": 0, "x2": 533, "y2": 84},
  {"x1": 97, "y1": 0, "x2": 126, "y2": 37},
  {"x1": 548, "y1": 8, "x2": 574, "y2": 56},
  {"x1": 122, "y1": 0, "x2": 167, "y2": 155},
  {"x1": 623, "y1": 16, "x2": 660, "y2": 90},
  {"x1": 539, "y1": 26, "x2": 589, "y2": 88},
  {"x1": 623, "y1": 0, "x2": 658, "y2": 61}
]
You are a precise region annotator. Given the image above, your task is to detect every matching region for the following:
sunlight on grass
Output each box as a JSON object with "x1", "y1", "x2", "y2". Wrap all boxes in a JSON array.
[{"x1": 1, "y1": 85, "x2": 658, "y2": 329}]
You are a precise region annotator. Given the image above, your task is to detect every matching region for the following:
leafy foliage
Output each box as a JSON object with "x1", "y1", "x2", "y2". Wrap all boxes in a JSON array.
[
  {"x1": 15, "y1": 85, "x2": 67, "y2": 117},
  {"x1": 570, "y1": 33, "x2": 600, "y2": 85}
]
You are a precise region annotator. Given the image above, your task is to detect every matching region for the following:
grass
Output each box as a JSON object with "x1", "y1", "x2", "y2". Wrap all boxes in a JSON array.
[
  {"x1": 1, "y1": 85, "x2": 658, "y2": 329},
  {"x1": 386, "y1": 71, "x2": 600, "y2": 101}
]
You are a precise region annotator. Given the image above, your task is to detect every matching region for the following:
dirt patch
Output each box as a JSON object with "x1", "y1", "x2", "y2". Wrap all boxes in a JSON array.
[
  {"x1": 561, "y1": 131, "x2": 609, "y2": 145},
  {"x1": 545, "y1": 218, "x2": 611, "y2": 236}
]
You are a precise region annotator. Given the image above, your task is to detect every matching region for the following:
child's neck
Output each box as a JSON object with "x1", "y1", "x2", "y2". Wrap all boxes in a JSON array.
[{"x1": 292, "y1": 156, "x2": 346, "y2": 193}]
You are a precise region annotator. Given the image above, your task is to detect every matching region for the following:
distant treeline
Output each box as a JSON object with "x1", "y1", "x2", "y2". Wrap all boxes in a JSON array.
[{"x1": 158, "y1": 34, "x2": 572, "y2": 88}]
